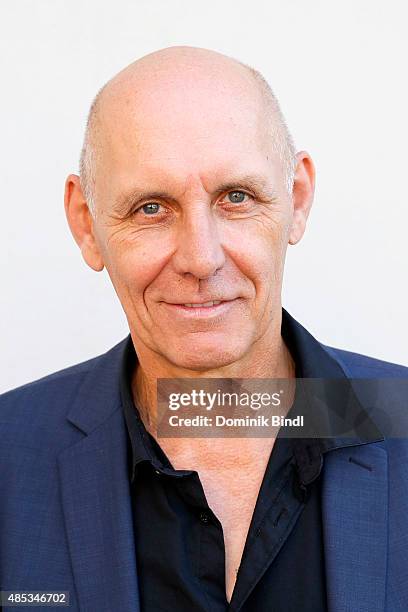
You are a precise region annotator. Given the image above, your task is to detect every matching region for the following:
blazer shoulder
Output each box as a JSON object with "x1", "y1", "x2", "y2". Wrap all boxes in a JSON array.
[
  {"x1": 0, "y1": 353, "x2": 99, "y2": 409},
  {"x1": 322, "y1": 344, "x2": 408, "y2": 378},
  {"x1": 0, "y1": 337, "x2": 127, "y2": 449}
]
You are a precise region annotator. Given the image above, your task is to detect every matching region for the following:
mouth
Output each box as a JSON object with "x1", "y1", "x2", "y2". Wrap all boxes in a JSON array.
[
  {"x1": 178, "y1": 300, "x2": 223, "y2": 308},
  {"x1": 161, "y1": 298, "x2": 240, "y2": 318}
]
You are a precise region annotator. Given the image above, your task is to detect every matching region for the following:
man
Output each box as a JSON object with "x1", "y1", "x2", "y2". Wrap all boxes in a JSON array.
[{"x1": 0, "y1": 46, "x2": 407, "y2": 612}]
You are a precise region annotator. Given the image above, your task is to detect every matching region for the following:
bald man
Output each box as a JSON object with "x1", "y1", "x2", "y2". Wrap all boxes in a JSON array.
[{"x1": 1, "y1": 47, "x2": 407, "y2": 612}]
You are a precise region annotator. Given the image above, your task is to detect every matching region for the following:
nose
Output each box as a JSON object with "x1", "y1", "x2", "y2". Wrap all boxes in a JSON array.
[{"x1": 171, "y1": 203, "x2": 226, "y2": 280}]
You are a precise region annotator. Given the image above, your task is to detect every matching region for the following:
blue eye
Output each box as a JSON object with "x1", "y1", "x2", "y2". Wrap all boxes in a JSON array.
[
  {"x1": 141, "y1": 203, "x2": 161, "y2": 215},
  {"x1": 227, "y1": 191, "x2": 247, "y2": 203}
]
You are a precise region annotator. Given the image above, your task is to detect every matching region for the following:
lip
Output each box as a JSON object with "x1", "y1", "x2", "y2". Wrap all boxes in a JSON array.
[{"x1": 162, "y1": 298, "x2": 239, "y2": 318}]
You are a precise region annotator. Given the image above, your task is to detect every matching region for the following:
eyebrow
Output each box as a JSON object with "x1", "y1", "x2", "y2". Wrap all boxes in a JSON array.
[{"x1": 112, "y1": 174, "x2": 278, "y2": 217}]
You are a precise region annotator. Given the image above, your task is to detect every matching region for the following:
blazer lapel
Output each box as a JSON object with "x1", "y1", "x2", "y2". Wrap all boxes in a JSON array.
[
  {"x1": 57, "y1": 337, "x2": 140, "y2": 612},
  {"x1": 322, "y1": 442, "x2": 388, "y2": 612}
]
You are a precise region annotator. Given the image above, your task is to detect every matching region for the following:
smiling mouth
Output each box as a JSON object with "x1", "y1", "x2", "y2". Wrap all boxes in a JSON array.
[
  {"x1": 161, "y1": 298, "x2": 239, "y2": 315},
  {"x1": 178, "y1": 300, "x2": 223, "y2": 308},
  {"x1": 168, "y1": 298, "x2": 237, "y2": 307}
]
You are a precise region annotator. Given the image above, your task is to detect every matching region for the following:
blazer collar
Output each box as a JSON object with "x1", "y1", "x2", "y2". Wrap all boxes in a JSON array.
[
  {"x1": 58, "y1": 337, "x2": 140, "y2": 612},
  {"x1": 64, "y1": 336, "x2": 129, "y2": 435},
  {"x1": 281, "y1": 311, "x2": 388, "y2": 612}
]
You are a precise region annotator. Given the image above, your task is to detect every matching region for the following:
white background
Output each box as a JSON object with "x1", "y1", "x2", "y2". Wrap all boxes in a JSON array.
[{"x1": 1, "y1": 0, "x2": 407, "y2": 393}]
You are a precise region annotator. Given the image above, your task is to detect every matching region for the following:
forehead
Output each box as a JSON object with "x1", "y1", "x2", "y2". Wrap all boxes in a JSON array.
[{"x1": 94, "y1": 67, "x2": 278, "y2": 199}]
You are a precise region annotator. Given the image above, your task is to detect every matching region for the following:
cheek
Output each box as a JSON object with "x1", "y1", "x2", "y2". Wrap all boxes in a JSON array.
[
  {"x1": 114, "y1": 250, "x2": 163, "y2": 294},
  {"x1": 108, "y1": 234, "x2": 173, "y2": 296},
  {"x1": 223, "y1": 221, "x2": 287, "y2": 283}
]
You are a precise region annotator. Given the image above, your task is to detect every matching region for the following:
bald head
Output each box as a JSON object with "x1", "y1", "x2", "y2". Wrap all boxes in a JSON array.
[{"x1": 79, "y1": 46, "x2": 296, "y2": 218}]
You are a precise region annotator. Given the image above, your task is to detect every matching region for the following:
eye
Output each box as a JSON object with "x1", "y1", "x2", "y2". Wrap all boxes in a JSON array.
[
  {"x1": 226, "y1": 190, "x2": 250, "y2": 204},
  {"x1": 136, "y1": 202, "x2": 162, "y2": 215}
]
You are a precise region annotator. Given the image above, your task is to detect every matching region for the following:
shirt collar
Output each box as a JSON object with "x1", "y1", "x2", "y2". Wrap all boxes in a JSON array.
[
  {"x1": 120, "y1": 307, "x2": 384, "y2": 486},
  {"x1": 120, "y1": 338, "x2": 171, "y2": 483}
]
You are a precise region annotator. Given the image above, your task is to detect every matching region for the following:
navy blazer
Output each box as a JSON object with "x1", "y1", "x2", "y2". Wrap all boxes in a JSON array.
[{"x1": 1, "y1": 309, "x2": 407, "y2": 612}]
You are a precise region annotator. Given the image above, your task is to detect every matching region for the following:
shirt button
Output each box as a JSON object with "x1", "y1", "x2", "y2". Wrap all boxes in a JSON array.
[
  {"x1": 154, "y1": 469, "x2": 161, "y2": 475},
  {"x1": 199, "y1": 511, "x2": 210, "y2": 524}
]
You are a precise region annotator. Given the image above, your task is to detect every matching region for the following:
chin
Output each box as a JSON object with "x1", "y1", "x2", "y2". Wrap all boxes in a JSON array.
[{"x1": 164, "y1": 335, "x2": 249, "y2": 372}]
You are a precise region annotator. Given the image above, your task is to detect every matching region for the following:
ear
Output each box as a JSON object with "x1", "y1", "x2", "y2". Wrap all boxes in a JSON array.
[
  {"x1": 288, "y1": 151, "x2": 316, "y2": 245},
  {"x1": 64, "y1": 174, "x2": 104, "y2": 271}
]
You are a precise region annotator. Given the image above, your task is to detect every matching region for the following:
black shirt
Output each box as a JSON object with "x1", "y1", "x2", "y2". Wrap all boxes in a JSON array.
[{"x1": 120, "y1": 308, "x2": 370, "y2": 612}]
